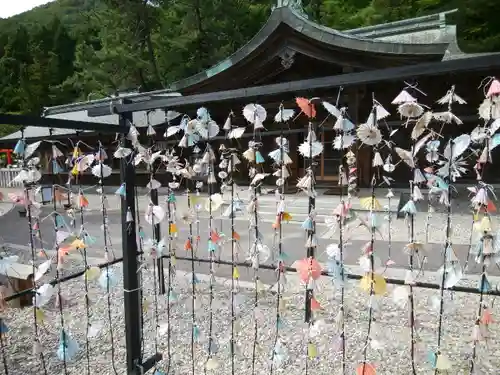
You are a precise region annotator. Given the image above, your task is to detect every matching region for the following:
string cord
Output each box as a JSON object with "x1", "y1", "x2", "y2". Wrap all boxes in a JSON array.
[
  {"x1": 361, "y1": 105, "x2": 377, "y2": 371},
  {"x1": 188, "y1": 177, "x2": 195, "y2": 375},
  {"x1": 250, "y1": 110, "x2": 262, "y2": 375},
  {"x1": 134, "y1": 184, "x2": 146, "y2": 358},
  {"x1": 99, "y1": 142, "x2": 119, "y2": 375},
  {"x1": 229, "y1": 149, "x2": 236, "y2": 375},
  {"x1": 148, "y1": 155, "x2": 160, "y2": 369},
  {"x1": 21, "y1": 128, "x2": 49, "y2": 375},
  {"x1": 338, "y1": 107, "x2": 347, "y2": 375},
  {"x1": 206, "y1": 133, "x2": 216, "y2": 374},
  {"x1": 78, "y1": 186, "x2": 91, "y2": 375},
  {"x1": 408, "y1": 144, "x2": 417, "y2": 375},
  {"x1": 51, "y1": 129, "x2": 68, "y2": 375},
  {"x1": 166, "y1": 186, "x2": 173, "y2": 373},
  {"x1": 151, "y1": 216, "x2": 160, "y2": 365},
  {"x1": 269, "y1": 105, "x2": 286, "y2": 375},
  {"x1": 469, "y1": 96, "x2": 493, "y2": 375},
  {"x1": 305, "y1": 100, "x2": 317, "y2": 375}
]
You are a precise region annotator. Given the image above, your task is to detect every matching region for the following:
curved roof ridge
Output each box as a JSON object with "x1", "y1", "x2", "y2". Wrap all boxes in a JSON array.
[
  {"x1": 168, "y1": 6, "x2": 450, "y2": 92},
  {"x1": 346, "y1": 9, "x2": 458, "y2": 35}
]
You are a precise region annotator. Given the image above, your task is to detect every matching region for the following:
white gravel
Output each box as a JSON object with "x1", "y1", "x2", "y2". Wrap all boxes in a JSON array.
[{"x1": 1, "y1": 261, "x2": 500, "y2": 375}]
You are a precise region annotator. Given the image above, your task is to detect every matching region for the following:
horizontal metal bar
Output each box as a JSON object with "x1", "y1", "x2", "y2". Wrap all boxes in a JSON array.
[
  {"x1": 111, "y1": 53, "x2": 500, "y2": 114},
  {"x1": 171, "y1": 255, "x2": 500, "y2": 296},
  {"x1": 5, "y1": 256, "x2": 126, "y2": 302},
  {"x1": 0, "y1": 113, "x2": 129, "y2": 133},
  {"x1": 7, "y1": 251, "x2": 495, "y2": 303},
  {"x1": 43, "y1": 89, "x2": 181, "y2": 117}
]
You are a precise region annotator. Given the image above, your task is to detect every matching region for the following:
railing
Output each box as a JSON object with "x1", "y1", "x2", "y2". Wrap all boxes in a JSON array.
[{"x1": 0, "y1": 168, "x2": 22, "y2": 188}]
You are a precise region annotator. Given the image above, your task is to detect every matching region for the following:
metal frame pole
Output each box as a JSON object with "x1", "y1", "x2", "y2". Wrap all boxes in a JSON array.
[{"x1": 120, "y1": 111, "x2": 142, "y2": 373}]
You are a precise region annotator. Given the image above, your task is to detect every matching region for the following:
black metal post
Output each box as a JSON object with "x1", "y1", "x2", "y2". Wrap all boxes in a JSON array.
[
  {"x1": 151, "y1": 187, "x2": 165, "y2": 294},
  {"x1": 120, "y1": 111, "x2": 142, "y2": 373}
]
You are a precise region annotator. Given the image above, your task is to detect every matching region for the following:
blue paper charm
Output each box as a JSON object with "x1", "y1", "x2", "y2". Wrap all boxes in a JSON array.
[
  {"x1": 168, "y1": 289, "x2": 178, "y2": 303},
  {"x1": 191, "y1": 272, "x2": 200, "y2": 284},
  {"x1": 208, "y1": 337, "x2": 219, "y2": 353},
  {"x1": 99, "y1": 269, "x2": 118, "y2": 289},
  {"x1": 55, "y1": 213, "x2": 66, "y2": 229},
  {"x1": 115, "y1": 183, "x2": 126, "y2": 197},
  {"x1": 0, "y1": 320, "x2": 8, "y2": 334},
  {"x1": 193, "y1": 325, "x2": 200, "y2": 342},
  {"x1": 208, "y1": 240, "x2": 217, "y2": 252},
  {"x1": 255, "y1": 151, "x2": 265, "y2": 164},
  {"x1": 301, "y1": 217, "x2": 313, "y2": 231},
  {"x1": 57, "y1": 329, "x2": 79, "y2": 362},
  {"x1": 52, "y1": 160, "x2": 63, "y2": 174},
  {"x1": 13, "y1": 139, "x2": 25, "y2": 155},
  {"x1": 479, "y1": 275, "x2": 491, "y2": 293},
  {"x1": 427, "y1": 351, "x2": 437, "y2": 368},
  {"x1": 82, "y1": 232, "x2": 97, "y2": 246},
  {"x1": 277, "y1": 252, "x2": 289, "y2": 262}
]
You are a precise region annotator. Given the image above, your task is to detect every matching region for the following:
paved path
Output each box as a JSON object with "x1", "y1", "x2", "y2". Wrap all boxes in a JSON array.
[{"x1": 0, "y1": 202, "x2": 492, "y2": 280}]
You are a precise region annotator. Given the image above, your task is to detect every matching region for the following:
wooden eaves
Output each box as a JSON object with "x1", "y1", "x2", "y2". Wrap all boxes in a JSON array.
[{"x1": 90, "y1": 52, "x2": 500, "y2": 117}]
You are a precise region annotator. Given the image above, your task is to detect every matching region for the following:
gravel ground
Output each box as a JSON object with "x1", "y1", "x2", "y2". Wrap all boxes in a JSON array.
[{"x1": 1, "y1": 258, "x2": 500, "y2": 375}]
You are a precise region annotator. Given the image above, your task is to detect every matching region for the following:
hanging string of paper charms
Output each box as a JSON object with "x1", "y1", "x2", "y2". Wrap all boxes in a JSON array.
[
  {"x1": 89, "y1": 140, "x2": 121, "y2": 373},
  {"x1": 52, "y1": 163, "x2": 76, "y2": 374},
  {"x1": 425, "y1": 86, "x2": 470, "y2": 373},
  {"x1": 15, "y1": 128, "x2": 50, "y2": 374},
  {"x1": 165, "y1": 150, "x2": 181, "y2": 374},
  {"x1": 293, "y1": 97, "x2": 323, "y2": 368},
  {"x1": 218, "y1": 143, "x2": 241, "y2": 373},
  {"x1": 355, "y1": 98, "x2": 389, "y2": 375},
  {"x1": 145, "y1": 113, "x2": 165, "y2": 373},
  {"x1": 190, "y1": 145, "x2": 202, "y2": 258},
  {"x1": 320, "y1": 93, "x2": 356, "y2": 373},
  {"x1": 187, "y1": 107, "x2": 222, "y2": 372},
  {"x1": 159, "y1": 110, "x2": 185, "y2": 374},
  {"x1": 269, "y1": 103, "x2": 294, "y2": 372},
  {"x1": 25, "y1": 135, "x2": 120, "y2": 369},
  {"x1": 391, "y1": 83, "x2": 431, "y2": 374},
  {"x1": 468, "y1": 78, "x2": 500, "y2": 374},
  {"x1": 67, "y1": 143, "x2": 93, "y2": 372},
  {"x1": 242, "y1": 103, "x2": 270, "y2": 373}
]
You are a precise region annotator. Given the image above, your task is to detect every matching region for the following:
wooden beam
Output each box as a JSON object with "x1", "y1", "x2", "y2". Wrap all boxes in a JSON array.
[{"x1": 109, "y1": 53, "x2": 500, "y2": 114}]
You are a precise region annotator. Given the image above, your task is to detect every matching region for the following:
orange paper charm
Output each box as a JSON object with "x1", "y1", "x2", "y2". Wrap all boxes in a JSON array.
[
  {"x1": 296, "y1": 257, "x2": 322, "y2": 282},
  {"x1": 356, "y1": 363, "x2": 376, "y2": 375},
  {"x1": 487, "y1": 199, "x2": 496, "y2": 213},
  {"x1": 210, "y1": 230, "x2": 221, "y2": 242},
  {"x1": 310, "y1": 297, "x2": 322, "y2": 311},
  {"x1": 232, "y1": 231, "x2": 240, "y2": 241},
  {"x1": 296, "y1": 97, "x2": 316, "y2": 118},
  {"x1": 481, "y1": 309, "x2": 493, "y2": 325},
  {"x1": 79, "y1": 194, "x2": 89, "y2": 208},
  {"x1": 184, "y1": 239, "x2": 192, "y2": 251}
]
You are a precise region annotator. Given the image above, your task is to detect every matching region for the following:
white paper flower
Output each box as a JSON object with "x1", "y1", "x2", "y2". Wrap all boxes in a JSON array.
[
  {"x1": 357, "y1": 123, "x2": 382, "y2": 146},
  {"x1": 91, "y1": 163, "x2": 112, "y2": 178}
]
